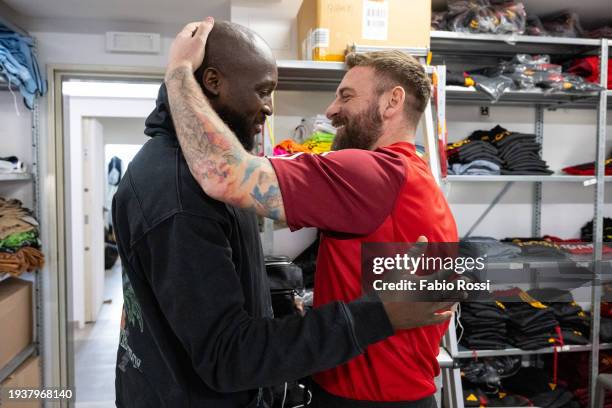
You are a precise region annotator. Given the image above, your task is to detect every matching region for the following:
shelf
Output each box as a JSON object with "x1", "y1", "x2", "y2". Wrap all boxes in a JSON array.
[
  {"x1": 431, "y1": 31, "x2": 602, "y2": 58},
  {"x1": 446, "y1": 85, "x2": 600, "y2": 108},
  {"x1": 446, "y1": 175, "x2": 612, "y2": 183},
  {"x1": 0, "y1": 173, "x2": 31, "y2": 182},
  {"x1": 277, "y1": 60, "x2": 345, "y2": 92},
  {"x1": 0, "y1": 344, "x2": 36, "y2": 383},
  {"x1": 455, "y1": 343, "x2": 605, "y2": 358},
  {"x1": 438, "y1": 347, "x2": 454, "y2": 368},
  {"x1": 0, "y1": 273, "x2": 12, "y2": 283},
  {"x1": 276, "y1": 61, "x2": 610, "y2": 103}
]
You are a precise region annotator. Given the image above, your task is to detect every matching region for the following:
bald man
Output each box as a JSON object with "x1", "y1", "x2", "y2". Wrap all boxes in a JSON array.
[{"x1": 112, "y1": 21, "x2": 455, "y2": 408}]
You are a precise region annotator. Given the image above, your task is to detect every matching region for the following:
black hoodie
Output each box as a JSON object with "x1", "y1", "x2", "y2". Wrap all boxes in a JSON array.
[{"x1": 112, "y1": 85, "x2": 394, "y2": 407}]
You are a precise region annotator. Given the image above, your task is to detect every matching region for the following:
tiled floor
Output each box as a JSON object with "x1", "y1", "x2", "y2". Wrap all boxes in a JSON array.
[{"x1": 74, "y1": 262, "x2": 123, "y2": 407}]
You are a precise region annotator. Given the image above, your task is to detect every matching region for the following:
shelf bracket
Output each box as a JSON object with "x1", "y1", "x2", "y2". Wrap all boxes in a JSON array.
[
  {"x1": 589, "y1": 38, "x2": 609, "y2": 408},
  {"x1": 533, "y1": 105, "x2": 544, "y2": 237},
  {"x1": 464, "y1": 182, "x2": 515, "y2": 239}
]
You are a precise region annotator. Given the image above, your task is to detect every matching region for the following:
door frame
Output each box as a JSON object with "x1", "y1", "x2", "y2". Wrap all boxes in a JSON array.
[{"x1": 45, "y1": 64, "x2": 163, "y2": 406}]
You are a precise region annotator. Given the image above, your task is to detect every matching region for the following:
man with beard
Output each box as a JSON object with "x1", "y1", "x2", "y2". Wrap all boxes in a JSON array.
[
  {"x1": 113, "y1": 19, "x2": 458, "y2": 408},
  {"x1": 164, "y1": 19, "x2": 459, "y2": 407}
]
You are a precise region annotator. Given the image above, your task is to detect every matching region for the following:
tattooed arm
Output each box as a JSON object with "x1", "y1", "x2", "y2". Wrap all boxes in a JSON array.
[{"x1": 164, "y1": 19, "x2": 285, "y2": 221}]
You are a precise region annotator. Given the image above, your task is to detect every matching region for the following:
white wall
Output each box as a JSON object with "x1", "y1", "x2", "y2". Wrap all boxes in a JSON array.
[
  {"x1": 231, "y1": 4, "x2": 300, "y2": 60},
  {"x1": 99, "y1": 117, "x2": 148, "y2": 146},
  {"x1": 81, "y1": 118, "x2": 105, "y2": 323},
  {"x1": 65, "y1": 96, "x2": 154, "y2": 328}
]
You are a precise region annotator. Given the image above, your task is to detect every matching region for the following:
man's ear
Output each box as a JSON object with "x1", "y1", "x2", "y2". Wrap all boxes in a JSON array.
[
  {"x1": 202, "y1": 67, "x2": 221, "y2": 96},
  {"x1": 383, "y1": 86, "x2": 406, "y2": 118}
]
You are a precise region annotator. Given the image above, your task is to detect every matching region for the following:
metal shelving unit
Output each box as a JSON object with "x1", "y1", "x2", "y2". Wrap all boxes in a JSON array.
[
  {"x1": 0, "y1": 173, "x2": 32, "y2": 182},
  {"x1": 277, "y1": 60, "x2": 345, "y2": 91},
  {"x1": 455, "y1": 343, "x2": 612, "y2": 359},
  {"x1": 446, "y1": 85, "x2": 601, "y2": 109},
  {"x1": 0, "y1": 344, "x2": 36, "y2": 384},
  {"x1": 0, "y1": 19, "x2": 43, "y2": 404},
  {"x1": 448, "y1": 175, "x2": 612, "y2": 183},
  {"x1": 436, "y1": 32, "x2": 610, "y2": 407},
  {"x1": 431, "y1": 31, "x2": 602, "y2": 57}
]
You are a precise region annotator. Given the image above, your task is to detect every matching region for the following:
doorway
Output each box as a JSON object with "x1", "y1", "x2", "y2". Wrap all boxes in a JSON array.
[{"x1": 51, "y1": 72, "x2": 162, "y2": 407}]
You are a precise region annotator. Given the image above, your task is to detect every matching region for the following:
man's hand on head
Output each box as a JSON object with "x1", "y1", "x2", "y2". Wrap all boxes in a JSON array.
[
  {"x1": 162, "y1": 17, "x2": 287, "y2": 222},
  {"x1": 166, "y1": 17, "x2": 215, "y2": 80}
]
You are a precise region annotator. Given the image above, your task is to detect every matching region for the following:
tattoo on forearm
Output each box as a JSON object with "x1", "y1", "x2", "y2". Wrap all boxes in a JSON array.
[
  {"x1": 241, "y1": 160, "x2": 260, "y2": 186},
  {"x1": 165, "y1": 66, "x2": 285, "y2": 221}
]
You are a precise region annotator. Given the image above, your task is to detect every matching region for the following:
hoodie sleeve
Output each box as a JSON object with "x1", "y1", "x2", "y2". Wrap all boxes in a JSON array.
[{"x1": 136, "y1": 212, "x2": 393, "y2": 392}]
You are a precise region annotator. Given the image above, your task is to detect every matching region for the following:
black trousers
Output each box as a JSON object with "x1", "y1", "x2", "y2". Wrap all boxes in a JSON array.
[{"x1": 309, "y1": 382, "x2": 437, "y2": 408}]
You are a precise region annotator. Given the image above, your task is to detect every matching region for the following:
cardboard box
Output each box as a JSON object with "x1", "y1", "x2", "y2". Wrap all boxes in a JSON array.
[
  {"x1": 0, "y1": 356, "x2": 41, "y2": 408},
  {"x1": 297, "y1": 0, "x2": 432, "y2": 61},
  {"x1": 0, "y1": 278, "x2": 33, "y2": 371}
]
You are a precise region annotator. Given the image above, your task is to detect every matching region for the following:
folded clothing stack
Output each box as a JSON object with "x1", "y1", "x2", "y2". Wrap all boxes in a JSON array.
[
  {"x1": 303, "y1": 131, "x2": 334, "y2": 154},
  {"x1": 440, "y1": 0, "x2": 527, "y2": 35},
  {"x1": 447, "y1": 138, "x2": 501, "y2": 175},
  {"x1": 471, "y1": 126, "x2": 553, "y2": 175},
  {"x1": 462, "y1": 236, "x2": 523, "y2": 262},
  {"x1": 459, "y1": 294, "x2": 511, "y2": 350},
  {"x1": 581, "y1": 217, "x2": 612, "y2": 242},
  {"x1": 501, "y1": 237, "x2": 568, "y2": 259},
  {"x1": 601, "y1": 302, "x2": 612, "y2": 343},
  {"x1": 562, "y1": 157, "x2": 612, "y2": 175},
  {"x1": 0, "y1": 25, "x2": 47, "y2": 109},
  {"x1": 545, "y1": 235, "x2": 612, "y2": 257},
  {"x1": 494, "y1": 288, "x2": 561, "y2": 350},
  {"x1": 503, "y1": 367, "x2": 579, "y2": 408},
  {"x1": 568, "y1": 57, "x2": 612, "y2": 90},
  {"x1": 448, "y1": 125, "x2": 553, "y2": 175},
  {"x1": 527, "y1": 288, "x2": 590, "y2": 345},
  {"x1": 556, "y1": 352, "x2": 612, "y2": 408},
  {"x1": 273, "y1": 139, "x2": 311, "y2": 155},
  {"x1": 0, "y1": 198, "x2": 44, "y2": 276},
  {"x1": 0, "y1": 156, "x2": 26, "y2": 173}
]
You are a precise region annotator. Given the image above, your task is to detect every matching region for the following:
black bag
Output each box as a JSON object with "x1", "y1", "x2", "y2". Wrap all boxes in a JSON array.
[{"x1": 265, "y1": 256, "x2": 304, "y2": 319}]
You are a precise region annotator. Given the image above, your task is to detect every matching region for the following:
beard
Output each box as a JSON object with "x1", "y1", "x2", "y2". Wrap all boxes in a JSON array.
[
  {"x1": 331, "y1": 101, "x2": 383, "y2": 151},
  {"x1": 215, "y1": 104, "x2": 256, "y2": 151}
]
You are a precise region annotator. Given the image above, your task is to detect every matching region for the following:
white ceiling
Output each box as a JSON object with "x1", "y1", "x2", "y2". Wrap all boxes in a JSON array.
[{"x1": 3, "y1": 0, "x2": 231, "y2": 24}]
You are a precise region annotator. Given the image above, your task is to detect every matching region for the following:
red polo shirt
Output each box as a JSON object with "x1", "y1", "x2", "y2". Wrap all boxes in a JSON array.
[{"x1": 269, "y1": 142, "x2": 458, "y2": 401}]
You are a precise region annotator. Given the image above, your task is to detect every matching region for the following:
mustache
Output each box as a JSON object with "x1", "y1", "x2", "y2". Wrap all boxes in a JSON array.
[{"x1": 331, "y1": 116, "x2": 347, "y2": 128}]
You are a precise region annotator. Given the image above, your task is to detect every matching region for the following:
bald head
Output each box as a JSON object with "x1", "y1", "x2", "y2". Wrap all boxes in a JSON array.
[
  {"x1": 193, "y1": 20, "x2": 278, "y2": 151},
  {"x1": 196, "y1": 21, "x2": 275, "y2": 79}
]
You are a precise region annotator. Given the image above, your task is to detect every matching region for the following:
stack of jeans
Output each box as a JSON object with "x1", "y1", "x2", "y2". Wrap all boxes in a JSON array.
[{"x1": 0, "y1": 24, "x2": 46, "y2": 109}]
